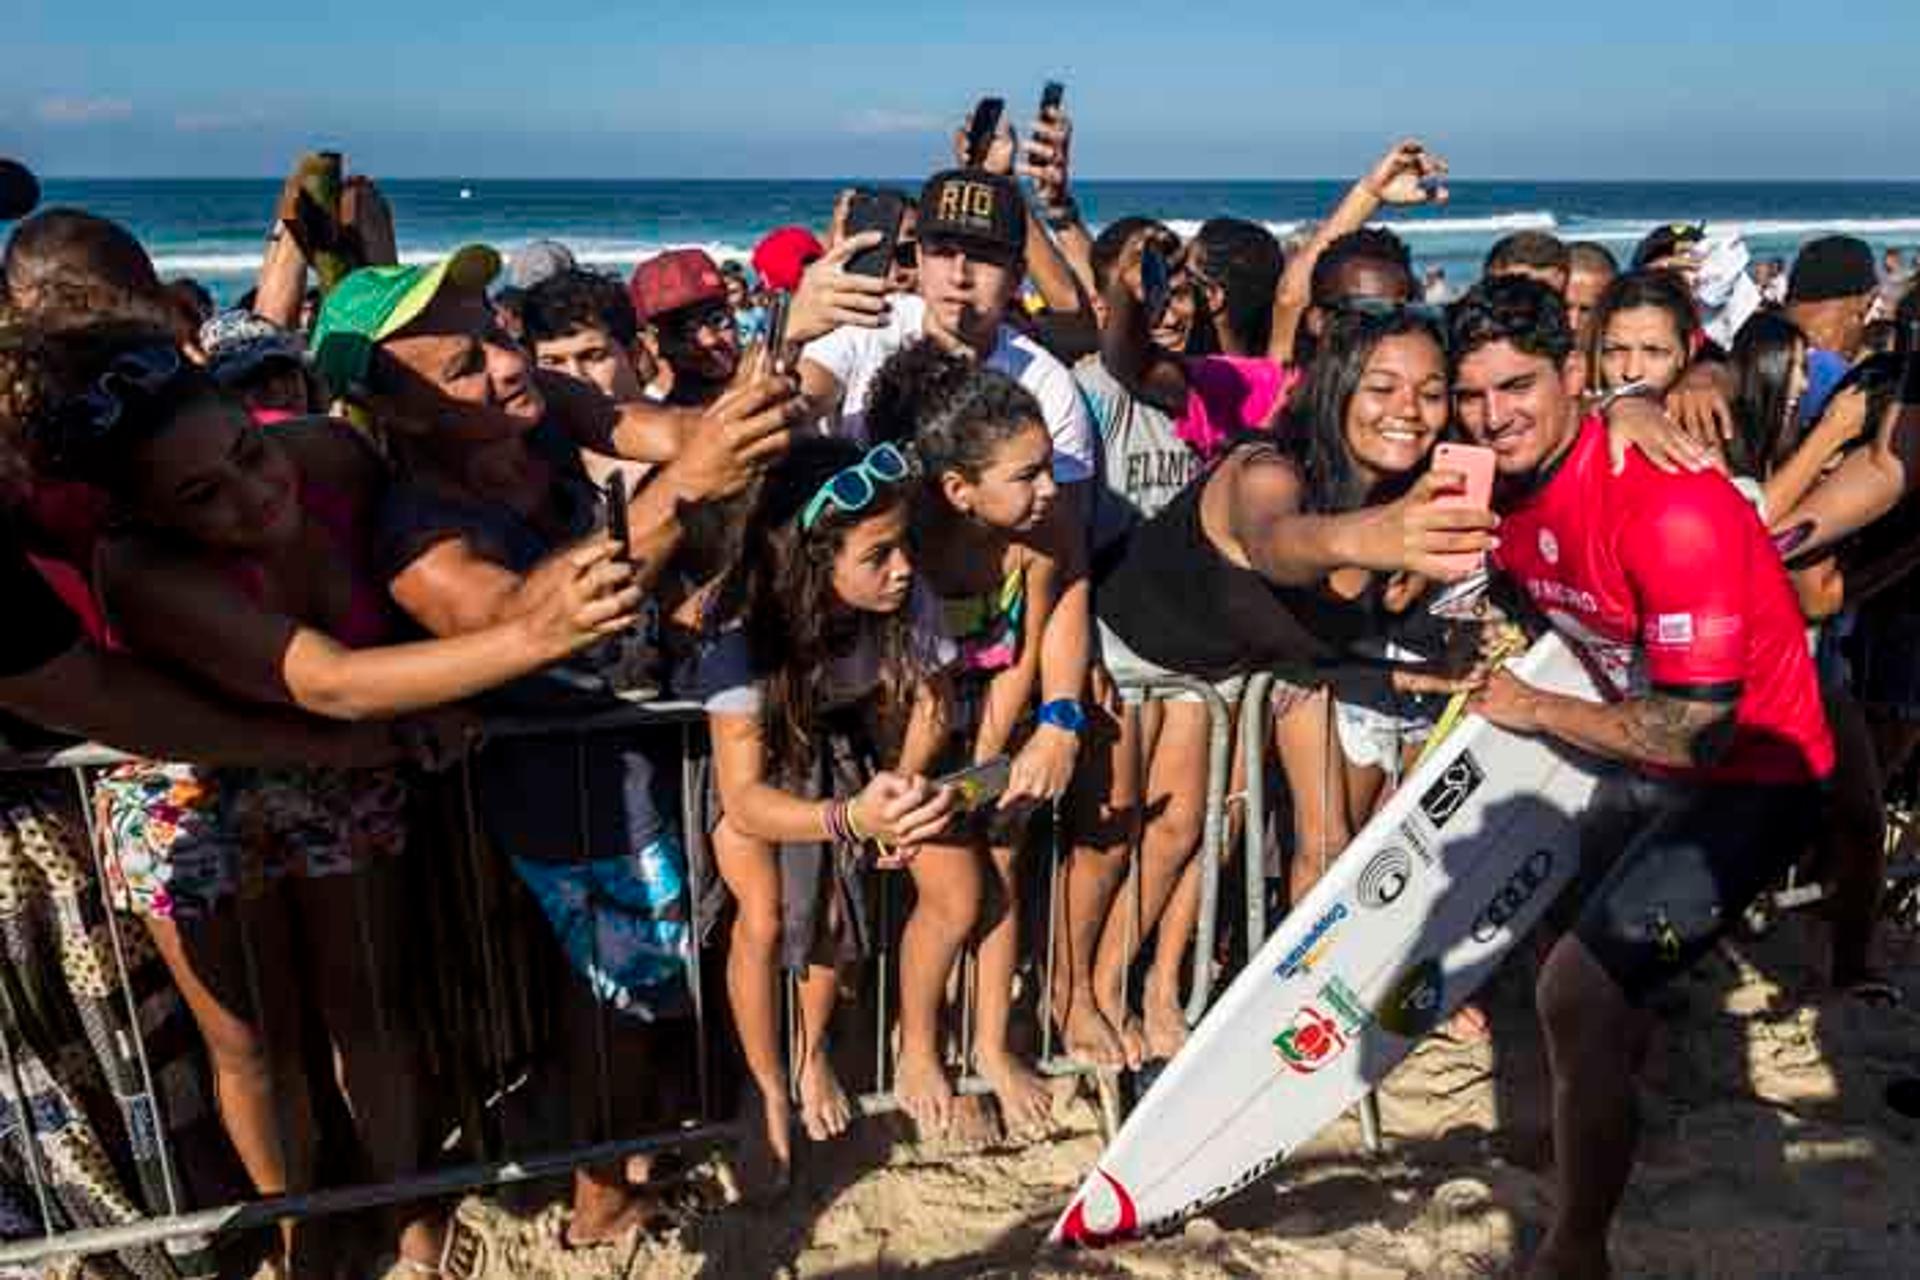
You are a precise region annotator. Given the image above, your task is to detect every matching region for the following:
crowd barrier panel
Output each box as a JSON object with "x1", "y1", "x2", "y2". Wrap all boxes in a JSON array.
[{"x1": 0, "y1": 676, "x2": 1237, "y2": 1274}]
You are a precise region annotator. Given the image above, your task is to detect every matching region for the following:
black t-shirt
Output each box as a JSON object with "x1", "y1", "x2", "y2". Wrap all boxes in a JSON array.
[{"x1": 0, "y1": 533, "x2": 80, "y2": 679}]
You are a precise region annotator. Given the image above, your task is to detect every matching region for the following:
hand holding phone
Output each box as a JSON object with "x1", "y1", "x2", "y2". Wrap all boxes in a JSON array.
[
  {"x1": 841, "y1": 189, "x2": 908, "y2": 280},
  {"x1": 1426, "y1": 443, "x2": 1497, "y2": 577},
  {"x1": 1039, "y1": 81, "x2": 1065, "y2": 119},
  {"x1": 965, "y1": 97, "x2": 1006, "y2": 168},
  {"x1": 933, "y1": 756, "x2": 1013, "y2": 813}
]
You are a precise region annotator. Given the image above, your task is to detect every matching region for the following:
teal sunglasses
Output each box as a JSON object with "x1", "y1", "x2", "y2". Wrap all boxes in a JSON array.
[{"x1": 800, "y1": 442, "x2": 915, "y2": 530}]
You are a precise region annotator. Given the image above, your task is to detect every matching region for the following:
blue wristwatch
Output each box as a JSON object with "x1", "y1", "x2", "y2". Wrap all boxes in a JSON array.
[{"x1": 1036, "y1": 698, "x2": 1086, "y2": 734}]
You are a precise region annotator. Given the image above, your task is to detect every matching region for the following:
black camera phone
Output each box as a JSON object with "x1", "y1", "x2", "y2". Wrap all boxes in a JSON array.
[
  {"x1": 1039, "y1": 81, "x2": 1065, "y2": 118},
  {"x1": 605, "y1": 470, "x2": 630, "y2": 559},
  {"x1": 965, "y1": 97, "x2": 1005, "y2": 167},
  {"x1": 842, "y1": 189, "x2": 909, "y2": 280}
]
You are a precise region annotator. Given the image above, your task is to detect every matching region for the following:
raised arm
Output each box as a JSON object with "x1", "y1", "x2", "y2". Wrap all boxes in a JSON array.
[
  {"x1": 1771, "y1": 400, "x2": 1920, "y2": 557},
  {"x1": 1099, "y1": 224, "x2": 1190, "y2": 415},
  {"x1": 1268, "y1": 140, "x2": 1448, "y2": 364},
  {"x1": 1020, "y1": 105, "x2": 1096, "y2": 302},
  {"x1": 1226, "y1": 449, "x2": 1495, "y2": 588}
]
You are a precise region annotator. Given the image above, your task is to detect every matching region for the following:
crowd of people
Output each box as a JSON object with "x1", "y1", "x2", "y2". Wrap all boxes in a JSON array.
[{"x1": 0, "y1": 99, "x2": 1916, "y2": 1280}]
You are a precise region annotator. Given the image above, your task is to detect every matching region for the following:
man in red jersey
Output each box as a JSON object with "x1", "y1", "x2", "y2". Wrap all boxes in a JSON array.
[{"x1": 1447, "y1": 276, "x2": 1834, "y2": 1280}]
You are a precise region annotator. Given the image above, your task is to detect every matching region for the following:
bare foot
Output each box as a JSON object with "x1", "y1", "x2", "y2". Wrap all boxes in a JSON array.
[
  {"x1": 797, "y1": 1049, "x2": 852, "y2": 1142},
  {"x1": 1443, "y1": 1002, "x2": 1492, "y2": 1044},
  {"x1": 976, "y1": 1047, "x2": 1056, "y2": 1137},
  {"x1": 1142, "y1": 987, "x2": 1191, "y2": 1061},
  {"x1": 1055, "y1": 993, "x2": 1128, "y2": 1068},
  {"x1": 894, "y1": 1045, "x2": 957, "y2": 1138}
]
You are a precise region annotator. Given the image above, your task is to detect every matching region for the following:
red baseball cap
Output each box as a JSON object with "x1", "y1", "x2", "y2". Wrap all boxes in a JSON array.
[
  {"x1": 752, "y1": 226, "x2": 825, "y2": 293},
  {"x1": 628, "y1": 248, "x2": 728, "y2": 325}
]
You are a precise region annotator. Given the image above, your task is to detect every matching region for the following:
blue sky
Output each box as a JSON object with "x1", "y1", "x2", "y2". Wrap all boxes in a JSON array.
[{"x1": 5, "y1": 2, "x2": 1918, "y2": 179}]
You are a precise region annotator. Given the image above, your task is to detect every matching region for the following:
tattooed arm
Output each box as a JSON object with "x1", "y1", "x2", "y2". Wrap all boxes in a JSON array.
[{"x1": 1471, "y1": 669, "x2": 1739, "y2": 769}]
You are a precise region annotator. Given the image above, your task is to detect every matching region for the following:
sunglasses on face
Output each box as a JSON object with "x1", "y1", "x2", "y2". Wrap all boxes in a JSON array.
[
  {"x1": 800, "y1": 442, "x2": 916, "y2": 531},
  {"x1": 666, "y1": 304, "x2": 736, "y2": 336}
]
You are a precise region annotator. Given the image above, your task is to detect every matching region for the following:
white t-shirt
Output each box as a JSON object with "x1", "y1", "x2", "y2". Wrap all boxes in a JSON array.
[{"x1": 801, "y1": 294, "x2": 1096, "y2": 485}]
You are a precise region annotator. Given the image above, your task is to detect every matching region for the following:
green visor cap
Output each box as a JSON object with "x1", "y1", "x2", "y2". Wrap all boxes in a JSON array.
[{"x1": 310, "y1": 244, "x2": 502, "y2": 394}]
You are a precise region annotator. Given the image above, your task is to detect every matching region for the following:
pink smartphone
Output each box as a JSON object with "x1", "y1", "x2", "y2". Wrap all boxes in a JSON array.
[{"x1": 1428, "y1": 442, "x2": 1496, "y2": 576}]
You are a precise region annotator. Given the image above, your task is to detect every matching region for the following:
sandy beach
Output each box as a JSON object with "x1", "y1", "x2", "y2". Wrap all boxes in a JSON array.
[{"x1": 430, "y1": 902, "x2": 1920, "y2": 1280}]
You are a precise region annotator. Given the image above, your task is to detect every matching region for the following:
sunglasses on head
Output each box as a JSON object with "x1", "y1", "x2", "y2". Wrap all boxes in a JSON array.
[
  {"x1": 800, "y1": 442, "x2": 916, "y2": 531},
  {"x1": 1328, "y1": 297, "x2": 1445, "y2": 325}
]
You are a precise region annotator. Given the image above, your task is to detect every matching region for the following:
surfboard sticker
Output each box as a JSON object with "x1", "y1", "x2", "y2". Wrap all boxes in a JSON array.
[{"x1": 1052, "y1": 633, "x2": 1604, "y2": 1248}]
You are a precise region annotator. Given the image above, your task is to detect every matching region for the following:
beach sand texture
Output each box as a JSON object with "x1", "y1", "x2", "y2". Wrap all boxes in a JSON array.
[{"x1": 430, "y1": 914, "x2": 1920, "y2": 1280}]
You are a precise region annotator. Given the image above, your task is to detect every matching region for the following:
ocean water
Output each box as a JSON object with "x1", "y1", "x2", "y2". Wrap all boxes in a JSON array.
[{"x1": 36, "y1": 177, "x2": 1920, "y2": 304}]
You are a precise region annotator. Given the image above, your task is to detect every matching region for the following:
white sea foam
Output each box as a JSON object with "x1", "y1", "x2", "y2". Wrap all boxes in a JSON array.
[{"x1": 150, "y1": 239, "x2": 758, "y2": 277}]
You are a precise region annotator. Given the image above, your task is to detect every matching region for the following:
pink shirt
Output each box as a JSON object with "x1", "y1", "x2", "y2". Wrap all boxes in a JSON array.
[{"x1": 1176, "y1": 355, "x2": 1299, "y2": 460}]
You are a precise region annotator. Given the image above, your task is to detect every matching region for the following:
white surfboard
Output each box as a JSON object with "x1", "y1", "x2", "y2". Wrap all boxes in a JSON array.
[{"x1": 1053, "y1": 633, "x2": 1605, "y2": 1247}]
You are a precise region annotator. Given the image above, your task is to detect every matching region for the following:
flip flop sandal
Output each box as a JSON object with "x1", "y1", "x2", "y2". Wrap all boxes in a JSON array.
[{"x1": 1845, "y1": 976, "x2": 1904, "y2": 1008}]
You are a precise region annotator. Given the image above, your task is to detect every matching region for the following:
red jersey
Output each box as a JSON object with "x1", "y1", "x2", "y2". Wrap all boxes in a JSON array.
[{"x1": 1492, "y1": 417, "x2": 1833, "y2": 785}]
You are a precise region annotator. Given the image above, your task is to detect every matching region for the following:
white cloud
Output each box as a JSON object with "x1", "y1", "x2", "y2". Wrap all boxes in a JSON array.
[
  {"x1": 843, "y1": 108, "x2": 943, "y2": 137},
  {"x1": 35, "y1": 97, "x2": 134, "y2": 125}
]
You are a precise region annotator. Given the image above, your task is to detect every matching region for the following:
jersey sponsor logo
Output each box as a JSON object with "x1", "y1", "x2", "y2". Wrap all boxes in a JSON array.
[
  {"x1": 1538, "y1": 529, "x2": 1560, "y2": 564},
  {"x1": 1273, "y1": 976, "x2": 1369, "y2": 1074},
  {"x1": 1649, "y1": 612, "x2": 1694, "y2": 646},
  {"x1": 1273, "y1": 903, "x2": 1349, "y2": 980},
  {"x1": 1469, "y1": 849, "x2": 1556, "y2": 943},
  {"x1": 1418, "y1": 752, "x2": 1484, "y2": 830},
  {"x1": 1526, "y1": 578, "x2": 1600, "y2": 614},
  {"x1": 1357, "y1": 847, "x2": 1414, "y2": 910},
  {"x1": 1056, "y1": 1168, "x2": 1141, "y2": 1246},
  {"x1": 1374, "y1": 958, "x2": 1446, "y2": 1037}
]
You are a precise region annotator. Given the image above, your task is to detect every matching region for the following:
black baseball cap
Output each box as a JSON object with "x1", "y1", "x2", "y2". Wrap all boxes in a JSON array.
[
  {"x1": 1631, "y1": 222, "x2": 1705, "y2": 270},
  {"x1": 1788, "y1": 235, "x2": 1877, "y2": 304},
  {"x1": 916, "y1": 169, "x2": 1026, "y2": 260}
]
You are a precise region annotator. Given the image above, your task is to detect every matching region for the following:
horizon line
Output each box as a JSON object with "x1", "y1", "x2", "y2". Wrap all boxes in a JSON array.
[{"x1": 33, "y1": 173, "x2": 1920, "y2": 185}]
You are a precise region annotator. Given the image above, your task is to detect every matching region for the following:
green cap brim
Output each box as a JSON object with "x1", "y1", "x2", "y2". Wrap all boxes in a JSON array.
[{"x1": 311, "y1": 244, "x2": 501, "y2": 395}]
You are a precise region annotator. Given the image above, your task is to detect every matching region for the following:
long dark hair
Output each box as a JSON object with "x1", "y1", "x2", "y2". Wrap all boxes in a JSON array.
[
  {"x1": 712, "y1": 436, "x2": 931, "y2": 780},
  {"x1": 1726, "y1": 311, "x2": 1807, "y2": 480},
  {"x1": 0, "y1": 321, "x2": 219, "y2": 498},
  {"x1": 1584, "y1": 269, "x2": 1698, "y2": 392},
  {"x1": 1284, "y1": 308, "x2": 1445, "y2": 515},
  {"x1": 863, "y1": 340, "x2": 1043, "y2": 483}
]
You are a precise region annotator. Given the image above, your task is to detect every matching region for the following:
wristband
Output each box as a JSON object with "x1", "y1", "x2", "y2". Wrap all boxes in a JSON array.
[
  {"x1": 824, "y1": 798, "x2": 850, "y2": 846},
  {"x1": 1036, "y1": 698, "x2": 1087, "y2": 734},
  {"x1": 845, "y1": 796, "x2": 870, "y2": 844}
]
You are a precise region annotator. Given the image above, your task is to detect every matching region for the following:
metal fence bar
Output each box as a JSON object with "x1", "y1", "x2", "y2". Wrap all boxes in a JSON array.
[
  {"x1": 0, "y1": 1121, "x2": 740, "y2": 1269},
  {"x1": 70, "y1": 766, "x2": 184, "y2": 1219}
]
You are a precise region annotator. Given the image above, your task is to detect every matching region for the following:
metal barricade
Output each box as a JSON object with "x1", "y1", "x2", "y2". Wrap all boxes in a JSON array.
[{"x1": 0, "y1": 677, "x2": 1240, "y2": 1273}]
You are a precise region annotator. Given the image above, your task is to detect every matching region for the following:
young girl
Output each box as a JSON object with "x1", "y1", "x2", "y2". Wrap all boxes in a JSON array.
[
  {"x1": 19, "y1": 323, "x2": 635, "y2": 1277},
  {"x1": 1587, "y1": 269, "x2": 1699, "y2": 401},
  {"x1": 864, "y1": 343, "x2": 1084, "y2": 1136},
  {"x1": 694, "y1": 437, "x2": 958, "y2": 1174}
]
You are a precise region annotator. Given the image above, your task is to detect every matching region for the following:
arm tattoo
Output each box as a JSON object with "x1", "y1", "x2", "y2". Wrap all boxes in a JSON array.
[{"x1": 1621, "y1": 692, "x2": 1738, "y2": 768}]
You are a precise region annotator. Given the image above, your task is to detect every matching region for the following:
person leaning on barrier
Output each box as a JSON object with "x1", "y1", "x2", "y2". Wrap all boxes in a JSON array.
[{"x1": 312, "y1": 247, "x2": 801, "y2": 1250}]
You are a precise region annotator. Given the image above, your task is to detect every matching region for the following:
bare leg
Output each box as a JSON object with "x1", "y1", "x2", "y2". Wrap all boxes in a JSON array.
[
  {"x1": 792, "y1": 963, "x2": 851, "y2": 1141},
  {"x1": 553, "y1": 970, "x2": 645, "y2": 1248},
  {"x1": 1274, "y1": 689, "x2": 1350, "y2": 908},
  {"x1": 1527, "y1": 935, "x2": 1652, "y2": 1280},
  {"x1": 1052, "y1": 692, "x2": 1140, "y2": 1068},
  {"x1": 145, "y1": 891, "x2": 315, "y2": 1276},
  {"x1": 295, "y1": 865, "x2": 443, "y2": 1266},
  {"x1": 710, "y1": 819, "x2": 794, "y2": 1184},
  {"x1": 1094, "y1": 702, "x2": 1208, "y2": 1066},
  {"x1": 973, "y1": 839, "x2": 1053, "y2": 1135},
  {"x1": 896, "y1": 842, "x2": 982, "y2": 1136}
]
